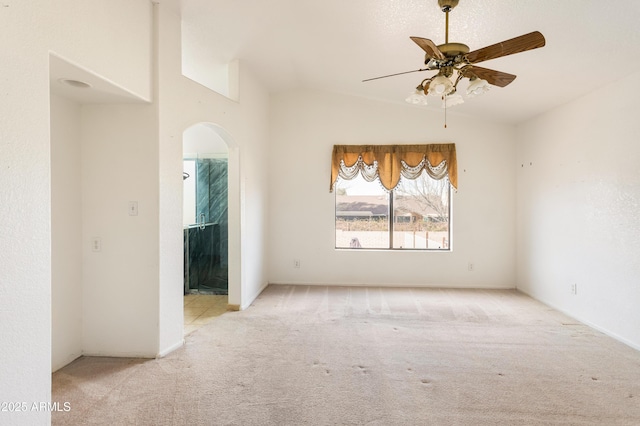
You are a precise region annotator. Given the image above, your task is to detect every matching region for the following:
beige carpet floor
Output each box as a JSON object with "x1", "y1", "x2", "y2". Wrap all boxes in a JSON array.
[{"x1": 52, "y1": 285, "x2": 640, "y2": 425}]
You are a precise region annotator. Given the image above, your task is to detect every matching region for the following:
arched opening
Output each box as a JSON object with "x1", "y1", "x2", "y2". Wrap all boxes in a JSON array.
[{"x1": 182, "y1": 123, "x2": 240, "y2": 334}]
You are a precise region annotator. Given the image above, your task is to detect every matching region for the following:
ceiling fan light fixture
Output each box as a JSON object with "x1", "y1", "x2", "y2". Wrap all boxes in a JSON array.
[
  {"x1": 362, "y1": 0, "x2": 546, "y2": 124},
  {"x1": 428, "y1": 74, "x2": 454, "y2": 96},
  {"x1": 442, "y1": 92, "x2": 464, "y2": 108},
  {"x1": 466, "y1": 77, "x2": 490, "y2": 97},
  {"x1": 405, "y1": 88, "x2": 429, "y2": 106}
]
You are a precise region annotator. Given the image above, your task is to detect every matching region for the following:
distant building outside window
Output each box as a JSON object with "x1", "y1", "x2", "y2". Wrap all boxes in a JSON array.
[{"x1": 335, "y1": 172, "x2": 451, "y2": 250}]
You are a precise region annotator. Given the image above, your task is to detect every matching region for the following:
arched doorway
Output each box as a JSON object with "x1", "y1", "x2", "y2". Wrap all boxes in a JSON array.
[{"x1": 182, "y1": 123, "x2": 240, "y2": 333}]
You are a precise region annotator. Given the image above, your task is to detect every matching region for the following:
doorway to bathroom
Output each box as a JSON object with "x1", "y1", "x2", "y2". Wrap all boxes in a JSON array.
[
  {"x1": 183, "y1": 123, "x2": 229, "y2": 295},
  {"x1": 183, "y1": 156, "x2": 228, "y2": 294},
  {"x1": 182, "y1": 123, "x2": 230, "y2": 333}
]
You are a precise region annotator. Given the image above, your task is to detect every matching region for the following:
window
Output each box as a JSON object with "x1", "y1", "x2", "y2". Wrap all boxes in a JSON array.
[
  {"x1": 331, "y1": 143, "x2": 456, "y2": 250},
  {"x1": 335, "y1": 173, "x2": 451, "y2": 250}
]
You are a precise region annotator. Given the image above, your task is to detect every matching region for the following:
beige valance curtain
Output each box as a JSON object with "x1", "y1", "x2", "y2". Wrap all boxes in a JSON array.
[{"x1": 330, "y1": 143, "x2": 457, "y2": 192}]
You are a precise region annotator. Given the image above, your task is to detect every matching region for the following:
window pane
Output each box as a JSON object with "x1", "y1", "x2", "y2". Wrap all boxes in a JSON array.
[
  {"x1": 335, "y1": 174, "x2": 389, "y2": 249},
  {"x1": 392, "y1": 173, "x2": 450, "y2": 249}
]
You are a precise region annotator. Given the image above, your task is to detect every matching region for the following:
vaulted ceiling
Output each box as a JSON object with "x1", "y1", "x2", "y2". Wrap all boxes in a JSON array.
[{"x1": 179, "y1": 0, "x2": 640, "y2": 125}]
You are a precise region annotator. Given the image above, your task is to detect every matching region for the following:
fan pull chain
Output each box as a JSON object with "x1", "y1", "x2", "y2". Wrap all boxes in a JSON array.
[{"x1": 443, "y1": 95, "x2": 447, "y2": 128}]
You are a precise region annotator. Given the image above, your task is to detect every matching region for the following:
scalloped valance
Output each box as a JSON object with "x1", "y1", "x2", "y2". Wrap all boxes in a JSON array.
[{"x1": 330, "y1": 143, "x2": 457, "y2": 192}]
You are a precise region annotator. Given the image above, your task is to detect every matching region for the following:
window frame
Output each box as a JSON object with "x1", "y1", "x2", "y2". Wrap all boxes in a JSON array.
[{"x1": 334, "y1": 173, "x2": 453, "y2": 251}]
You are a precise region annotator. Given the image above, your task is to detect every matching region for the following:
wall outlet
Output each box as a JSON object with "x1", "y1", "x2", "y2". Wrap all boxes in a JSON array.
[
  {"x1": 468, "y1": 262, "x2": 474, "y2": 271},
  {"x1": 571, "y1": 283, "x2": 577, "y2": 295},
  {"x1": 294, "y1": 259, "x2": 301, "y2": 269},
  {"x1": 91, "y1": 237, "x2": 102, "y2": 252}
]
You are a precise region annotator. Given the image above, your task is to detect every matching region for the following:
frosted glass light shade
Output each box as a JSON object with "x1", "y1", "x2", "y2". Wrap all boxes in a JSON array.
[
  {"x1": 428, "y1": 75, "x2": 454, "y2": 96},
  {"x1": 442, "y1": 93, "x2": 464, "y2": 108},
  {"x1": 466, "y1": 78, "x2": 490, "y2": 97},
  {"x1": 405, "y1": 89, "x2": 428, "y2": 105}
]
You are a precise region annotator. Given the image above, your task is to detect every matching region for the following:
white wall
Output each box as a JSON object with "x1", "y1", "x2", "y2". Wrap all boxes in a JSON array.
[
  {"x1": 156, "y1": 3, "x2": 271, "y2": 355},
  {"x1": 268, "y1": 90, "x2": 516, "y2": 288},
  {"x1": 51, "y1": 97, "x2": 160, "y2": 364},
  {"x1": 183, "y1": 124, "x2": 229, "y2": 157},
  {"x1": 181, "y1": 19, "x2": 231, "y2": 99},
  {"x1": 81, "y1": 104, "x2": 160, "y2": 356},
  {"x1": 516, "y1": 71, "x2": 640, "y2": 350},
  {"x1": 49, "y1": 0, "x2": 153, "y2": 102},
  {"x1": 51, "y1": 94, "x2": 83, "y2": 372},
  {"x1": 1, "y1": 2, "x2": 271, "y2": 421},
  {"x1": 0, "y1": 2, "x2": 152, "y2": 423}
]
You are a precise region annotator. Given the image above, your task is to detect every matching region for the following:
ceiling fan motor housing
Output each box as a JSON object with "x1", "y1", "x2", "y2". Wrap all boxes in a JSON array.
[{"x1": 437, "y1": 42, "x2": 469, "y2": 58}]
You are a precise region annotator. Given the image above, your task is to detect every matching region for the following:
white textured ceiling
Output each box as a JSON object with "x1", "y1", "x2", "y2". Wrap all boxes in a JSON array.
[{"x1": 180, "y1": 0, "x2": 640, "y2": 124}]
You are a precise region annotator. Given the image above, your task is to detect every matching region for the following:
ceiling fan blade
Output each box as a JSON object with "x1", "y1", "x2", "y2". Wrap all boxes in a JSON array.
[
  {"x1": 468, "y1": 66, "x2": 516, "y2": 87},
  {"x1": 410, "y1": 37, "x2": 446, "y2": 60},
  {"x1": 362, "y1": 68, "x2": 429, "y2": 82},
  {"x1": 465, "y1": 31, "x2": 545, "y2": 64}
]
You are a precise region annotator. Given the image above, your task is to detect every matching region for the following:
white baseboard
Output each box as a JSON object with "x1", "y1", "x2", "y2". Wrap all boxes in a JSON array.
[
  {"x1": 267, "y1": 281, "x2": 516, "y2": 290},
  {"x1": 157, "y1": 339, "x2": 184, "y2": 358},
  {"x1": 52, "y1": 353, "x2": 82, "y2": 373},
  {"x1": 81, "y1": 350, "x2": 157, "y2": 359},
  {"x1": 516, "y1": 288, "x2": 640, "y2": 352},
  {"x1": 241, "y1": 281, "x2": 269, "y2": 310}
]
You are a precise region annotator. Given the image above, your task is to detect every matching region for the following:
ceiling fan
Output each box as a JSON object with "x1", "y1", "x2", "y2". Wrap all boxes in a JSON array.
[{"x1": 364, "y1": 0, "x2": 546, "y2": 108}]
